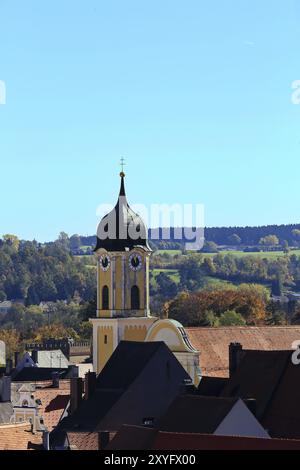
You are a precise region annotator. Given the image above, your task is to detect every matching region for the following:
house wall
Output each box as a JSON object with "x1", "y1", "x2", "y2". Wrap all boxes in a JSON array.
[
  {"x1": 0, "y1": 341, "x2": 5, "y2": 367},
  {"x1": 14, "y1": 353, "x2": 36, "y2": 373},
  {"x1": 214, "y1": 399, "x2": 270, "y2": 439},
  {"x1": 97, "y1": 325, "x2": 114, "y2": 372},
  {"x1": 123, "y1": 325, "x2": 148, "y2": 341}
]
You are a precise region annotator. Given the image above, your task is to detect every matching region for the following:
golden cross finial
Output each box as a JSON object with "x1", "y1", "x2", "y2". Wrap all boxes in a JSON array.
[{"x1": 120, "y1": 157, "x2": 126, "y2": 176}]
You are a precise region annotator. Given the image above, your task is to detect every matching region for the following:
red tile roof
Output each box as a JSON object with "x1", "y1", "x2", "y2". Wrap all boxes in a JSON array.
[
  {"x1": 153, "y1": 432, "x2": 300, "y2": 450},
  {"x1": 34, "y1": 381, "x2": 70, "y2": 431},
  {"x1": 186, "y1": 326, "x2": 300, "y2": 377},
  {"x1": 66, "y1": 432, "x2": 117, "y2": 450},
  {"x1": 0, "y1": 423, "x2": 43, "y2": 450},
  {"x1": 14, "y1": 379, "x2": 71, "y2": 390},
  {"x1": 66, "y1": 432, "x2": 99, "y2": 450}
]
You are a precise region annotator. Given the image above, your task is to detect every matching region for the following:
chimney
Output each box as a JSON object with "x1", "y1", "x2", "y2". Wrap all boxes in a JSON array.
[
  {"x1": 84, "y1": 372, "x2": 97, "y2": 400},
  {"x1": 229, "y1": 343, "x2": 243, "y2": 378},
  {"x1": 31, "y1": 350, "x2": 38, "y2": 364},
  {"x1": 68, "y1": 365, "x2": 79, "y2": 378},
  {"x1": 70, "y1": 377, "x2": 83, "y2": 415},
  {"x1": 43, "y1": 431, "x2": 50, "y2": 451},
  {"x1": 5, "y1": 359, "x2": 13, "y2": 376},
  {"x1": 244, "y1": 398, "x2": 257, "y2": 417},
  {"x1": 51, "y1": 371, "x2": 60, "y2": 388},
  {"x1": 98, "y1": 431, "x2": 110, "y2": 450},
  {"x1": 0, "y1": 376, "x2": 11, "y2": 402},
  {"x1": 14, "y1": 352, "x2": 20, "y2": 368}
]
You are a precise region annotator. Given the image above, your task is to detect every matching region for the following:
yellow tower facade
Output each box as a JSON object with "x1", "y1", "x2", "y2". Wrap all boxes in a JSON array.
[{"x1": 96, "y1": 247, "x2": 151, "y2": 319}]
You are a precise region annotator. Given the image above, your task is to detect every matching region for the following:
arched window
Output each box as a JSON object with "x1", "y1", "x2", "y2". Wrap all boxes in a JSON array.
[
  {"x1": 102, "y1": 286, "x2": 109, "y2": 310},
  {"x1": 131, "y1": 285, "x2": 140, "y2": 310}
]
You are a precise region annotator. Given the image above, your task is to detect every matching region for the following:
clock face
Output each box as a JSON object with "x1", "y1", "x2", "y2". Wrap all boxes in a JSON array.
[
  {"x1": 99, "y1": 254, "x2": 111, "y2": 271},
  {"x1": 129, "y1": 253, "x2": 142, "y2": 271}
]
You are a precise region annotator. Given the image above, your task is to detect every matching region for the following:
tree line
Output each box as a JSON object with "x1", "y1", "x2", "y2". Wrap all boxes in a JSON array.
[
  {"x1": 77, "y1": 224, "x2": 300, "y2": 250},
  {"x1": 0, "y1": 235, "x2": 96, "y2": 304}
]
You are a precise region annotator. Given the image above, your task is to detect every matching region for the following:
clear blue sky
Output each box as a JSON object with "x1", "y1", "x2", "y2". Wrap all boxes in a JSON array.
[{"x1": 0, "y1": 0, "x2": 300, "y2": 241}]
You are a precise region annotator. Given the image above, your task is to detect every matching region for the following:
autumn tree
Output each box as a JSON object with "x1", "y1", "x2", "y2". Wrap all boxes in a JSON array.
[
  {"x1": 202, "y1": 241, "x2": 219, "y2": 253},
  {"x1": 3, "y1": 234, "x2": 20, "y2": 251},
  {"x1": 219, "y1": 310, "x2": 246, "y2": 326},
  {"x1": 69, "y1": 234, "x2": 82, "y2": 250},
  {"x1": 227, "y1": 234, "x2": 242, "y2": 245},
  {"x1": 0, "y1": 329, "x2": 23, "y2": 359},
  {"x1": 179, "y1": 255, "x2": 206, "y2": 291},
  {"x1": 166, "y1": 285, "x2": 268, "y2": 327},
  {"x1": 259, "y1": 235, "x2": 279, "y2": 247},
  {"x1": 156, "y1": 272, "x2": 178, "y2": 299},
  {"x1": 30, "y1": 324, "x2": 79, "y2": 342}
]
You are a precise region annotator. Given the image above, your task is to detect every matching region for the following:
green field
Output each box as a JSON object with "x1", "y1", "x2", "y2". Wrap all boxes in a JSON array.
[
  {"x1": 150, "y1": 269, "x2": 239, "y2": 290},
  {"x1": 202, "y1": 276, "x2": 234, "y2": 288},
  {"x1": 202, "y1": 249, "x2": 300, "y2": 259},
  {"x1": 76, "y1": 249, "x2": 300, "y2": 264},
  {"x1": 79, "y1": 245, "x2": 93, "y2": 252},
  {"x1": 154, "y1": 250, "x2": 182, "y2": 256},
  {"x1": 151, "y1": 268, "x2": 180, "y2": 286},
  {"x1": 154, "y1": 248, "x2": 300, "y2": 259}
]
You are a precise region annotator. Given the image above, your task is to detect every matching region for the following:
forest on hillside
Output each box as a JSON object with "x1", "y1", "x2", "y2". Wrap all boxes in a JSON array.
[
  {"x1": 1, "y1": 230, "x2": 300, "y2": 357},
  {"x1": 76, "y1": 223, "x2": 300, "y2": 251}
]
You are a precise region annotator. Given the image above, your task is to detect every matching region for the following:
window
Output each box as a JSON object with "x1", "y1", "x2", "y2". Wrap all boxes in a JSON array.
[
  {"x1": 131, "y1": 285, "x2": 140, "y2": 310},
  {"x1": 104, "y1": 335, "x2": 108, "y2": 345},
  {"x1": 102, "y1": 286, "x2": 109, "y2": 309}
]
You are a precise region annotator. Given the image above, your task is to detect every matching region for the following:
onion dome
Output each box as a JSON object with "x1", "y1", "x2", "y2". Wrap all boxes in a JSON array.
[{"x1": 94, "y1": 172, "x2": 151, "y2": 252}]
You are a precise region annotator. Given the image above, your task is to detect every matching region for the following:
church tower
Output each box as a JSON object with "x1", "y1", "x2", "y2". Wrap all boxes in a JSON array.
[
  {"x1": 91, "y1": 166, "x2": 200, "y2": 384},
  {"x1": 91, "y1": 170, "x2": 157, "y2": 374}
]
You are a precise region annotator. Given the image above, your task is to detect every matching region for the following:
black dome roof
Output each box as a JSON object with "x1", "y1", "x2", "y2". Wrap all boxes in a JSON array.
[{"x1": 94, "y1": 173, "x2": 151, "y2": 252}]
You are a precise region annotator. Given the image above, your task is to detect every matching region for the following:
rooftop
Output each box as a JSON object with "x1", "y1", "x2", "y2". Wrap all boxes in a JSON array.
[
  {"x1": 32, "y1": 350, "x2": 69, "y2": 368},
  {"x1": 50, "y1": 341, "x2": 188, "y2": 448},
  {"x1": 0, "y1": 402, "x2": 13, "y2": 425},
  {"x1": 34, "y1": 381, "x2": 70, "y2": 431},
  {"x1": 153, "y1": 432, "x2": 300, "y2": 451},
  {"x1": 218, "y1": 348, "x2": 300, "y2": 439},
  {"x1": 158, "y1": 395, "x2": 239, "y2": 434},
  {"x1": 94, "y1": 173, "x2": 150, "y2": 252},
  {"x1": 96, "y1": 341, "x2": 165, "y2": 390},
  {"x1": 0, "y1": 422, "x2": 43, "y2": 450},
  {"x1": 186, "y1": 326, "x2": 300, "y2": 377},
  {"x1": 13, "y1": 367, "x2": 71, "y2": 382}
]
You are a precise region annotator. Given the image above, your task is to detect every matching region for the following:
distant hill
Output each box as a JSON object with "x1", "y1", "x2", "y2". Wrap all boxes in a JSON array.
[
  {"x1": 79, "y1": 223, "x2": 300, "y2": 249},
  {"x1": 204, "y1": 224, "x2": 300, "y2": 246}
]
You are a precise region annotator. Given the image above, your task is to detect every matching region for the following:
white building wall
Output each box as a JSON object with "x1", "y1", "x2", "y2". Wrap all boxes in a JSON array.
[{"x1": 214, "y1": 399, "x2": 270, "y2": 439}]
